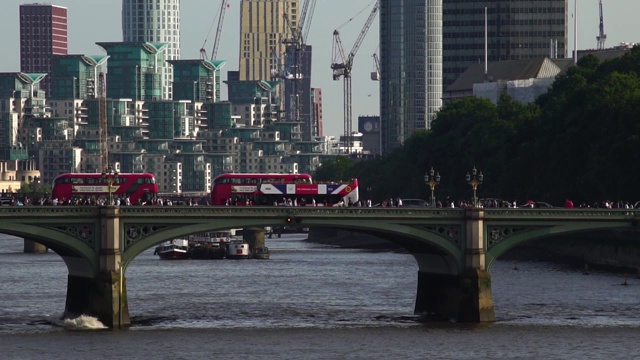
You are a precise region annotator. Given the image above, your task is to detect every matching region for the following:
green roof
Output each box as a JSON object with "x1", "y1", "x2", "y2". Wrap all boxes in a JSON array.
[
  {"x1": 18, "y1": 73, "x2": 47, "y2": 84},
  {"x1": 97, "y1": 42, "x2": 169, "y2": 54},
  {"x1": 82, "y1": 55, "x2": 110, "y2": 66}
]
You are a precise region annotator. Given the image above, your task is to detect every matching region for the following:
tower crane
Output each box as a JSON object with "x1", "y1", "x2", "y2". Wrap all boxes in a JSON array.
[
  {"x1": 371, "y1": 52, "x2": 380, "y2": 81},
  {"x1": 331, "y1": 0, "x2": 379, "y2": 154},
  {"x1": 281, "y1": 0, "x2": 317, "y2": 123},
  {"x1": 98, "y1": 72, "x2": 108, "y2": 171},
  {"x1": 596, "y1": 0, "x2": 607, "y2": 50},
  {"x1": 200, "y1": 0, "x2": 229, "y2": 60}
]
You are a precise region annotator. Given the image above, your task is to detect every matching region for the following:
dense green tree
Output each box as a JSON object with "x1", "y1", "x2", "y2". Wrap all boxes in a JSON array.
[{"x1": 313, "y1": 156, "x2": 355, "y2": 182}]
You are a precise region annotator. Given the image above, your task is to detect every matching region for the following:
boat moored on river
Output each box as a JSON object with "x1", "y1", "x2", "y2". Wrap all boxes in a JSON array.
[
  {"x1": 154, "y1": 239, "x2": 190, "y2": 260},
  {"x1": 226, "y1": 240, "x2": 251, "y2": 259},
  {"x1": 187, "y1": 231, "x2": 231, "y2": 259}
]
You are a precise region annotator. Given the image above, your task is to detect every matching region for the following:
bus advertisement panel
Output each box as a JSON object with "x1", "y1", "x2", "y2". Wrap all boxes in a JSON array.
[
  {"x1": 211, "y1": 173, "x2": 313, "y2": 206},
  {"x1": 51, "y1": 173, "x2": 158, "y2": 204},
  {"x1": 255, "y1": 179, "x2": 359, "y2": 207}
]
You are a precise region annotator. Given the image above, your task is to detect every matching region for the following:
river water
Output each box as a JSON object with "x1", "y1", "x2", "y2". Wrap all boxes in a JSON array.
[{"x1": 1, "y1": 233, "x2": 640, "y2": 359}]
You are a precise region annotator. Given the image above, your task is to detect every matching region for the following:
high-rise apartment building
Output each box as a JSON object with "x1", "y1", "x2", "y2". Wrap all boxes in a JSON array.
[
  {"x1": 19, "y1": 4, "x2": 68, "y2": 97},
  {"x1": 239, "y1": 0, "x2": 298, "y2": 81},
  {"x1": 122, "y1": 0, "x2": 181, "y2": 100},
  {"x1": 442, "y1": 0, "x2": 568, "y2": 87},
  {"x1": 379, "y1": 0, "x2": 442, "y2": 155}
]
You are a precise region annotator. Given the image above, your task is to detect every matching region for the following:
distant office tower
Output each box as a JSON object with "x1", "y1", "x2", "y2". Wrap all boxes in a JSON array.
[
  {"x1": 239, "y1": 0, "x2": 298, "y2": 81},
  {"x1": 122, "y1": 0, "x2": 180, "y2": 100},
  {"x1": 442, "y1": 0, "x2": 568, "y2": 88},
  {"x1": 284, "y1": 45, "x2": 313, "y2": 140},
  {"x1": 19, "y1": 3, "x2": 68, "y2": 97},
  {"x1": 379, "y1": 0, "x2": 442, "y2": 155}
]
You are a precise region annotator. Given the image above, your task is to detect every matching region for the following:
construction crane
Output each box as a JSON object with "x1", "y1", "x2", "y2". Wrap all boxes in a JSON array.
[
  {"x1": 596, "y1": 0, "x2": 607, "y2": 50},
  {"x1": 331, "y1": 0, "x2": 379, "y2": 154},
  {"x1": 98, "y1": 72, "x2": 108, "y2": 171},
  {"x1": 371, "y1": 52, "x2": 380, "y2": 81},
  {"x1": 281, "y1": 0, "x2": 317, "y2": 124},
  {"x1": 200, "y1": 0, "x2": 229, "y2": 60}
]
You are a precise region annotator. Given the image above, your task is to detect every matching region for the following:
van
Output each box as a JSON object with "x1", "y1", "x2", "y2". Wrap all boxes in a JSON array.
[{"x1": 401, "y1": 199, "x2": 430, "y2": 207}]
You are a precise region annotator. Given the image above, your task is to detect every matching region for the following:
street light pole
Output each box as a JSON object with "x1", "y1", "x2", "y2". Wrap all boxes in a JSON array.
[
  {"x1": 424, "y1": 167, "x2": 441, "y2": 207},
  {"x1": 466, "y1": 166, "x2": 483, "y2": 208},
  {"x1": 101, "y1": 166, "x2": 119, "y2": 205}
]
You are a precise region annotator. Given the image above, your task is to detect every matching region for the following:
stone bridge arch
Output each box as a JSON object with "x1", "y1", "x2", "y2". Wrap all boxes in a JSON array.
[
  {"x1": 0, "y1": 208, "x2": 101, "y2": 276},
  {"x1": 119, "y1": 207, "x2": 467, "y2": 274},
  {"x1": 485, "y1": 212, "x2": 640, "y2": 270}
]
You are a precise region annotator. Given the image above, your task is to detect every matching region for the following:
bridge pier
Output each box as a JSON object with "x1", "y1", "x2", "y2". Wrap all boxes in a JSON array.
[
  {"x1": 243, "y1": 227, "x2": 266, "y2": 250},
  {"x1": 415, "y1": 269, "x2": 494, "y2": 322},
  {"x1": 62, "y1": 206, "x2": 130, "y2": 329},
  {"x1": 65, "y1": 272, "x2": 130, "y2": 329},
  {"x1": 414, "y1": 209, "x2": 495, "y2": 322},
  {"x1": 23, "y1": 239, "x2": 48, "y2": 253}
]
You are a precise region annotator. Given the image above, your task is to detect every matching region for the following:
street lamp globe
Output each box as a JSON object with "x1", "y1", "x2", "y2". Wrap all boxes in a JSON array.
[
  {"x1": 466, "y1": 166, "x2": 483, "y2": 208},
  {"x1": 424, "y1": 167, "x2": 440, "y2": 207}
]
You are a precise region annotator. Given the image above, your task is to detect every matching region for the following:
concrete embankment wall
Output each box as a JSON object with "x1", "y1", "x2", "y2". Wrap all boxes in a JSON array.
[
  {"x1": 307, "y1": 227, "x2": 640, "y2": 270},
  {"x1": 306, "y1": 227, "x2": 402, "y2": 251}
]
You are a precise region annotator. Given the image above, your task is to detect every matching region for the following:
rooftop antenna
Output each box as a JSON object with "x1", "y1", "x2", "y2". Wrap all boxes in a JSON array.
[
  {"x1": 597, "y1": 0, "x2": 607, "y2": 50},
  {"x1": 573, "y1": 0, "x2": 578, "y2": 64}
]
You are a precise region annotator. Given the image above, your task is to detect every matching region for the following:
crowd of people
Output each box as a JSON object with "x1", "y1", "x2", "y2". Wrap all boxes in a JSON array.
[{"x1": 1, "y1": 192, "x2": 638, "y2": 210}]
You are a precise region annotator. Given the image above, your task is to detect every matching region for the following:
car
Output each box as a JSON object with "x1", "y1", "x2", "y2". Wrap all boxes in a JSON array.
[{"x1": 519, "y1": 201, "x2": 554, "y2": 208}]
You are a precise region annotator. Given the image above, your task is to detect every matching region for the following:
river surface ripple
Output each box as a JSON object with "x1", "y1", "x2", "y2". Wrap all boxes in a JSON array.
[{"x1": 1, "y1": 234, "x2": 639, "y2": 359}]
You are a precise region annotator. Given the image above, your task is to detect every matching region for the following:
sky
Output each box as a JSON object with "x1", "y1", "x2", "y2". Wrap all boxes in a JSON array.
[{"x1": 2, "y1": 0, "x2": 639, "y2": 138}]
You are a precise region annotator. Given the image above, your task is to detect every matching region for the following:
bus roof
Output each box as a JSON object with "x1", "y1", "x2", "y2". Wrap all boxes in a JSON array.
[
  {"x1": 53, "y1": 173, "x2": 156, "y2": 179},
  {"x1": 213, "y1": 173, "x2": 312, "y2": 180}
]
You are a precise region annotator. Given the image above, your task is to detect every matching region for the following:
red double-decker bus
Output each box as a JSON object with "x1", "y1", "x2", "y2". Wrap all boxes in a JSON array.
[
  {"x1": 211, "y1": 173, "x2": 313, "y2": 206},
  {"x1": 52, "y1": 173, "x2": 158, "y2": 204}
]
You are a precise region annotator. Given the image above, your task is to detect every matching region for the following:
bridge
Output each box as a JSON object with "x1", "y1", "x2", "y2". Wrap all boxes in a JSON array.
[{"x1": 0, "y1": 205, "x2": 639, "y2": 329}]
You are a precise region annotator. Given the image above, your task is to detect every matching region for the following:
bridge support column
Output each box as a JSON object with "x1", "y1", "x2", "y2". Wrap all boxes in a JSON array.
[
  {"x1": 414, "y1": 208, "x2": 495, "y2": 322},
  {"x1": 243, "y1": 227, "x2": 266, "y2": 250},
  {"x1": 64, "y1": 206, "x2": 130, "y2": 329},
  {"x1": 23, "y1": 238, "x2": 47, "y2": 253},
  {"x1": 65, "y1": 272, "x2": 129, "y2": 329},
  {"x1": 415, "y1": 270, "x2": 494, "y2": 322}
]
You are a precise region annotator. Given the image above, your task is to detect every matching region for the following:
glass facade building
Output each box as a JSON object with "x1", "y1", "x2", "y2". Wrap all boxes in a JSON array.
[
  {"x1": 96, "y1": 42, "x2": 167, "y2": 101},
  {"x1": 442, "y1": 0, "x2": 568, "y2": 88},
  {"x1": 122, "y1": 0, "x2": 181, "y2": 100},
  {"x1": 50, "y1": 55, "x2": 109, "y2": 100},
  {"x1": 169, "y1": 60, "x2": 226, "y2": 103},
  {"x1": 380, "y1": 0, "x2": 442, "y2": 155}
]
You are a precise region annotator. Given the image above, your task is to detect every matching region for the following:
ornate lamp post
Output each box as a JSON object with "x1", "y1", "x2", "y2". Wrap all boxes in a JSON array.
[
  {"x1": 424, "y1": 167, "x2": 440, "y2": 207},
  {"x1": 101, "y1": 166, "x2": 119, "y2": 205},
  {"x1": 466, "y1": 166, "x2": 483, "y2": 208}
]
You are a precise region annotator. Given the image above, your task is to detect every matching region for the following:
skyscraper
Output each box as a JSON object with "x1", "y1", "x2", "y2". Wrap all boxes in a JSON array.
[
  {"x1": 379, "y1": 0, "x2": 442, "y2": 155},
  {"x1": 442, "y1": 0, "x2": 568, "y2": 88},
  {"x1": 19, "y1": 3, "x2": 68, "y2": 97},
  {"x1": 122, "y1": 0, "x2": 181, "y2": 100},
  {"x1": 239, "y1": 0, "x2": 298, "y2": 81}
]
